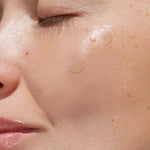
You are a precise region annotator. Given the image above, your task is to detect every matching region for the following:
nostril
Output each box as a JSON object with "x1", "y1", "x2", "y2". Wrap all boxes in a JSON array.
[{"x1": 0, "y1": 82, "x2": 3, "y2": 88}]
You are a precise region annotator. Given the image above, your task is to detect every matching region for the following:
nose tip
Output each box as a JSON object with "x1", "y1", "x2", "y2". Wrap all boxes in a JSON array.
[{"x1": 0, "y1": 61, "x2": 20, "y2": 99}]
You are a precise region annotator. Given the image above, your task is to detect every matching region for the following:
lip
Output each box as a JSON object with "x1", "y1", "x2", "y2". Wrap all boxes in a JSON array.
[{"x1": 0, "y1": 117, "x2": 40, "y2": 150}]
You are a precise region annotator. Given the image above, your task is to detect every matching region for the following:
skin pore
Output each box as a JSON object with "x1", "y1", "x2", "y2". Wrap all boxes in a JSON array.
[{"x1": 0, "y1": 0, "x2": 150, "y2": 149}]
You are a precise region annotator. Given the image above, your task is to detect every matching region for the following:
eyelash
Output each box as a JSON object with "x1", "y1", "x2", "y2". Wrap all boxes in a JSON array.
[{"x1": 37, "y1": 14, "x2": 75, "y2": 27}]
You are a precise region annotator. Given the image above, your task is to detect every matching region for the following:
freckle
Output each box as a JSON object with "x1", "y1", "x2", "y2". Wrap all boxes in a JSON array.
[
  {"x1": 131, "y1": 35, "x2": 134, "y2": 39},
  {"x1": 101, "y1": 30, "x2": 113, "y2": 45},
  {"x1": 25, "y1": 51, "x2": 29, "y2": 56},
  {"x1": 147, "y1": 106, "x2": 150, "y2": 110},
  {"x1": 125, "y1": 80, "x2": 129, "y2": 83},
  {"x1": 130, "y1": 4, "x2": 133, "y2": 8},
  {"x1": 127, "y1": 93, "x2": 132, "y2": 97},
  {"x1": 85, "y1": 28, "x2": 89, "y2": 32},
  {"x1": 122, "y1": 45, "x2": 126, "y2": 48},
  {"x1": 146, "y1": 13, "x2": 149, "y2": 18},
  {"x1": 112, "y1": 119, "x2": 114, "y2": 122},
  {"x1": 38, "y1": 89, "x2": 42, "y2": 93},
  {"x1": 134, "y1": 45, "x2": 138, "y2": 49},
  {"x1": 130, "y1": 66, "x2": 134, "y2": 69}
]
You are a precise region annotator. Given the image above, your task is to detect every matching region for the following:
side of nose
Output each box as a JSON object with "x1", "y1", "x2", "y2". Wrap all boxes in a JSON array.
[{"x1": 0, "y1": 60, "x2": 20, "y2": 99}]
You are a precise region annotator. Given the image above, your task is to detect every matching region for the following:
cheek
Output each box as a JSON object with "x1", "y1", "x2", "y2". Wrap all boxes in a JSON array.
[
  {"x1": 62, "y1": 20, "x2": 150, "y2": 120},
  {"x1": 18, "y1": 14, "x2": 150, "y2": 126},
  {"x1": 19, "y1": 26, "x2": 124, "y2": 122},
  {"x1": 45, "y1": 25, "x2": 135, "y2": 120}
]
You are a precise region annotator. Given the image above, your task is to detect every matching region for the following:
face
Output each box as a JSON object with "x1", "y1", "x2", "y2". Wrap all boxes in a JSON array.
[{"x1": 0, "y1": 0, "x2": 150, "y2": 149}]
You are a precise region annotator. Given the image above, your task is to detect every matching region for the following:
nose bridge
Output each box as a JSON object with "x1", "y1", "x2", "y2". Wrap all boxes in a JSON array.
[
  {"x1": 0, "y1": 1, "x2": 25, "y2": 100},
  {"x1": 0, "y1": 15, "x2": 30, "y2": 56},
  {"x1": 0, "y1": 8, "x2": 34, "y2": 60}
]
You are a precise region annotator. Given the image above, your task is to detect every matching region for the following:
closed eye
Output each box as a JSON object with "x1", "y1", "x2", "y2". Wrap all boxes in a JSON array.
[{"x1": 37, "y1": 14, "x2": 76, "y2": 27}]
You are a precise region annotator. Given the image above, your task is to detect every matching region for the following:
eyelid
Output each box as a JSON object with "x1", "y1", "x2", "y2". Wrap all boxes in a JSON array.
[
  {"x1": 37, "y1": 1, "x2": 86, "y2": 19},
  {"x1": 37, "y1": 1, "x2": 74, "y2": 18}
]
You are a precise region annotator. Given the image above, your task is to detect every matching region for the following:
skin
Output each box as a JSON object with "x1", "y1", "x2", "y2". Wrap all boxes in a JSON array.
[{"x1": 0, "y1": 0, "x2": 150, "y2": 149}]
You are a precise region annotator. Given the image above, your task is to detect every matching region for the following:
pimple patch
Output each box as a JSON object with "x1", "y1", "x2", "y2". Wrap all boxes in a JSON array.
[
  {"x1": 90, "y1": 36, "x2": 97, "y2": 43},
  {"x1": 101, "y1": 30, "x2": 113, "y2": 45},
  {"x1": 83, "y1": 26, "x2": 113, "y2": 54},
  {"x1": 68, "y1": 60, "x2": 85, "y2": 74},
  {"x1": 89, "y1": 27, "x2": 113, "y2": 46},
  {"x1": 68, "y1": 53, "x2": 86, "y2": 74}
]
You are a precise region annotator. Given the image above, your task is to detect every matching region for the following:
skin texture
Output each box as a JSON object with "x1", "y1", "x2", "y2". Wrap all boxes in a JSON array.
[{"x1": 0, "y1": 0, "x2": 150, "y2": 149}]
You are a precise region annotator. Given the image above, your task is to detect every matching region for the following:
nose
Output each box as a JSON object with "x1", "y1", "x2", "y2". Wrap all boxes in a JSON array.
[{"x1": 0, "y1": 60, "x2": 20, "y2": 99}]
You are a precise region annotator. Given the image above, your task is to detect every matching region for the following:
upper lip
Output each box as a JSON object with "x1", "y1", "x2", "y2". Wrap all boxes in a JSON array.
[{"x1": 0, "y1": 117, "x2": 40, "y2": 134}]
